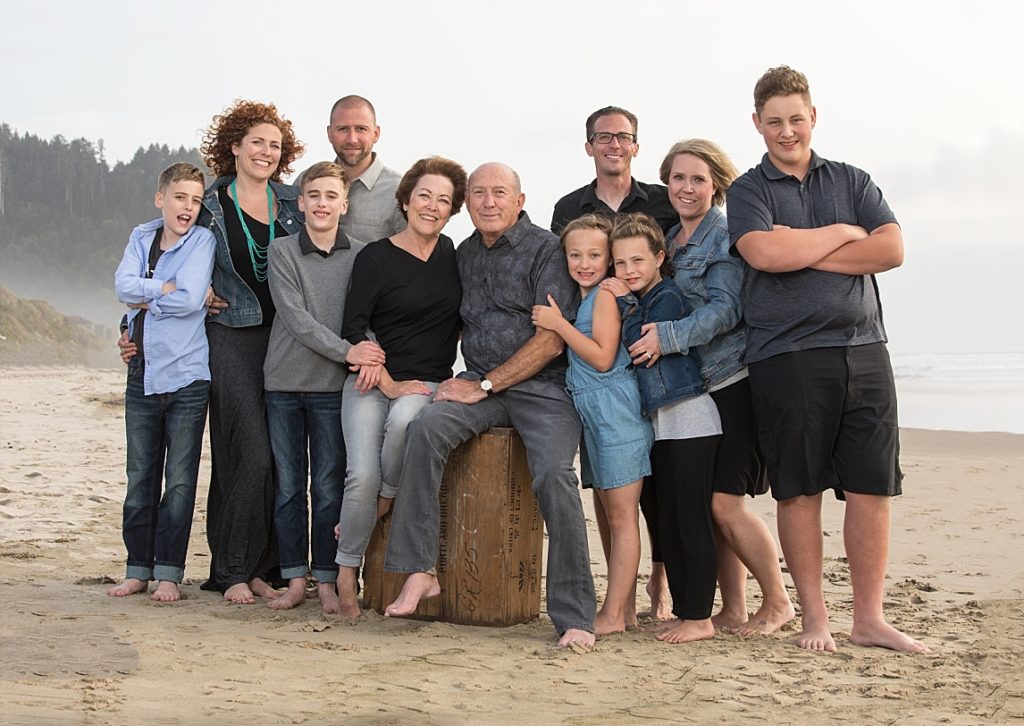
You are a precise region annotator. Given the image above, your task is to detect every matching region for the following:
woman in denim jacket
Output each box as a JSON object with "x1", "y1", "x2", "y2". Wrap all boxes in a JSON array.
[
  {"x1": 627, "y1": 140, "x2": 794, "y2": 635},
  {"x1": 196, "y1": 101, "x2": 305, "y2": 604},
  {"x1": 606, "y1": 214, "x2": 721, "y2": 644}
]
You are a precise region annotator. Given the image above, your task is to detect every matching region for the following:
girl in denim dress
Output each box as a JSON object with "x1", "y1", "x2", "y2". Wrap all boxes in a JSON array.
[
  {"x1": 531, "y1": 214, "x2": 653, "y2": 636},
  {"x1": 604, "y1": 213, "x2": 721, "y2": 645}
]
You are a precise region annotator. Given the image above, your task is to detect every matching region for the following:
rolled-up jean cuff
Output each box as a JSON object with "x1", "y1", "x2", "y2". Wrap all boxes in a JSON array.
[
  {"x1": 311, "y1": 566, "x2": 338, "y2": 583},
  {"x1": 152, "y1": 564, "x2": 185, "y2": 583},
  {"x1": 125, "y1": 565, "x2": 153, "y2": 581},
  {"x1": 335, "y1": 550, "x2": 363, "y2": 568},
  {"x1": 280, "y1": 564, "x2": 310, "y2": 580}
]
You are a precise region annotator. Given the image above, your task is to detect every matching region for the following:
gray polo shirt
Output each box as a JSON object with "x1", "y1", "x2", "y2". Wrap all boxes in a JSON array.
[
  {"x1": 263, "y1": 227, "x2": 365, "y2": 392},
  {"x1": 337, "y1": 153, "x2": 406, "y2": 244},
  {"x1": 727, "y1": 152, "x2": 898, "y2": 364},
  {"x1": 457, "y1": 211, "x2": 579, "y2": 397}
]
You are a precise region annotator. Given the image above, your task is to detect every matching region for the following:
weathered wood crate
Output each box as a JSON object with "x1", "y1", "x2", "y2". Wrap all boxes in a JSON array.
[{"x1": 361, "y1": 427, "x2": 543, "y2": 626}]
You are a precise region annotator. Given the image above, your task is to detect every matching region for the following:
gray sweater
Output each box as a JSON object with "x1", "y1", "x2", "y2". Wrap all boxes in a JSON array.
[{"x1": 263, "y1": 228, "x2": 365, "y2": 392}]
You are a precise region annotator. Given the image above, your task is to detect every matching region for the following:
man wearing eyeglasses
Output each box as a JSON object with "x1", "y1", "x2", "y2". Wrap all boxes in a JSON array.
[{"x1": 550, "y1": 106, "x2": 676, "y2": 235}]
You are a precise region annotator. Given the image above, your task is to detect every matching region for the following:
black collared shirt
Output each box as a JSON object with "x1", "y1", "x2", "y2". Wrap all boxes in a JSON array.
[
  {"x1": 298, "y1": 225, "x2": 352, "y2": 257},
  {"x1": 550, "y1": 177, "x2": 677, "y2": 235}
]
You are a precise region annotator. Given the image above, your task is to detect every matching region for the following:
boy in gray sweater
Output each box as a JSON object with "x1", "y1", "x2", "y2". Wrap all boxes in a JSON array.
[{"x1": 263, "y1": 162, "x2": 385, "y2": 613}]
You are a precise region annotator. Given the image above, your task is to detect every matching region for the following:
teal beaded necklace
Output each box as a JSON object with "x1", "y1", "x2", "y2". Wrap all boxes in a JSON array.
[{"x1": 230, "y1": 178, "x2": 275, "y2": 282}]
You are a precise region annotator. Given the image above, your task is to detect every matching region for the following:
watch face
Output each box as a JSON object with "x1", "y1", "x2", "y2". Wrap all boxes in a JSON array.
[{"x1": 480, "y1": 378, "x2": 493, "y2": 392}]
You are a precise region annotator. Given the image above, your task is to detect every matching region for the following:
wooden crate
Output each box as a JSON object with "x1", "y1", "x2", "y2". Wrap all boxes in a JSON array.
[{"x1": 361, "y1": 427, "x2": 543, "y2": 626}]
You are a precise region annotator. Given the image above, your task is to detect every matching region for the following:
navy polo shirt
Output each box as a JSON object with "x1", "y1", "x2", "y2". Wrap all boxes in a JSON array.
[{"x1": 726, "y1": 152, "x2": 898, "y2": 364}]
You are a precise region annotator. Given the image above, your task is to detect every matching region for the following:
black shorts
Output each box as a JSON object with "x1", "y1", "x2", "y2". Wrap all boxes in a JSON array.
[
  {"x1": 709, "y1": 377, "x2": 769, "y2": 497},
  {"x1": 748, "y1": 343, "x2": 902, "y2": 502}
]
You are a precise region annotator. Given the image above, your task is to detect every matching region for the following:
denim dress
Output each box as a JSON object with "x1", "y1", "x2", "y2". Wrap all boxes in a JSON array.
[{"x1": 565, "y1": 290, "x2": 653, "y2": 489}]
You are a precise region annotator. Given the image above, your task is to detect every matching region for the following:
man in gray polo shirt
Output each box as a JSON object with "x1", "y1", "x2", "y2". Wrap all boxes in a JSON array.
[
  {"x1": 728, "y1": 66, "x2": 927, "y2": 654},
  {"x1": 327, "y1": 95, "x2": 406, "y2": 243},
  {"x1": 382, "y1": 162, "x2": 597, "y2": 648}
]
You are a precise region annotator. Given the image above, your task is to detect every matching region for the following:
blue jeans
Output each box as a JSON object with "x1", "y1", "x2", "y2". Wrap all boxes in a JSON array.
[
  {"x1": 336, "y1": 377, "x2": 437, "y2": 568},
  {"x1": 384, "y1": 387, "x2": 596, "y2": 635},
  {"x1": 122, "y1": 361, "x2": 208, "y2": 583},
  {"x1": 266, "y1": 390, "x2": 345, "y2": 583}
]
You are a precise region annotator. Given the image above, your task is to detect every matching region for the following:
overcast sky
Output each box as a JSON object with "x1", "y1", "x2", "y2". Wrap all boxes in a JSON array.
[{"x1": 1, "y1": 0, "x2": 1021, "y2": 353}]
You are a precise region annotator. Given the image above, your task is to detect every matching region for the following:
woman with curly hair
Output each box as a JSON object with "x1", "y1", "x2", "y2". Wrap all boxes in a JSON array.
[{"x1": 197, "y1": 100, "x2": 306, "y2": 604}]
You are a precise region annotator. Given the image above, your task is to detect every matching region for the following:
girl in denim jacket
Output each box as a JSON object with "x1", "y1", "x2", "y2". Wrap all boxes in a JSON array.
[
  {"x1": 532, "y1": 214, "x2": 653, "y2": 635},
  {"x1": 604, "y1": 213, "x2": 720, "y2": 644}
]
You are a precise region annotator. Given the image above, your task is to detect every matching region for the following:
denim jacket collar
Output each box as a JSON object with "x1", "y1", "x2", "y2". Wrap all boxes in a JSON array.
[{"x1": 666, "y1": 205, "x2": 724, "y2": 257}]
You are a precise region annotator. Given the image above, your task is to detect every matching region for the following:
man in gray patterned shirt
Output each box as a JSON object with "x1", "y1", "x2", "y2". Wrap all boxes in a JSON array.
[
  {"x1": 326, "y1": 95, "x2": 406, "y2": 243},
  {"x1": 382, "y1": 162, "x2": 597, "y2": 648}
]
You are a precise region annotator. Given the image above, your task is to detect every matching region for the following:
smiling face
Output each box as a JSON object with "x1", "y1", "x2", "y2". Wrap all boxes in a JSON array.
[
  {"x1": 586, "y1": 113, "x2": 637, "y2": 178},
  {"x1": 232, "y1": 122, "x2": 282, "y2": 183},
  {"x1": 299, "y1": 176, "x2": 349, "y2": 236},
  {"x1": 327, "y1": 102, "x2": 380, "y2": 173},
  {"x1": 564, "y1": 227, "x2": 611, "y2": 293},
  {"x1": 613, "y1": 235, "x2": 664, "y2": 297},
  {"x1": 754, "y1": 93, "x2": 816, "y2": 178},
  {"x1": 467, "y1": 163, "x2": 525, "y2": 246},
  {"x1": 403, "y1": 173, "x2": 454, "y2": 238},
  {"x1": 155, "y1": 180, "x2": 205, "y2": 242},
  {"x1": 667, "y1": 153, "x2": 715, "y2": 226}
]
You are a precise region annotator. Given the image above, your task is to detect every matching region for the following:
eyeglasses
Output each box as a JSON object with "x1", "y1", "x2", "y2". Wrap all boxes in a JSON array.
[{"x1": 589, "y1": 132, "x2": 637, "y2": 145}]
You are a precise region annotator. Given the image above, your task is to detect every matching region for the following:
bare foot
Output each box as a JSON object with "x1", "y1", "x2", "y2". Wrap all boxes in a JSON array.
[
  {"x1": 851, "y1": 620, "x2": 930, "y2": 653},
  {"x1": 335, "y1": 568, "x2": 361, "y2": 618},
  {"x1": 267, "y1": 578, "x2": 306, "y2": 610},
  {"x1": 150, "y1": 581, "x2": 180, "y2": 602},
  {"x1": 249, "y1": 577, "x2": 282, "y2": 600},
  {"x1": 318, "y1": 582, "x2": 340, "y2": 615},
  {"x1": 736, "y1": 602, "x2": 796, "y2": 636},
  {"x1": 557, "y1": 628, "x2": 595, "y2": 649},
  {"x1": 108, "y1": 578, "x2": 148, "y2": 597},
  {"x1": 594, "y1": 610, "x2": 626, "y2": 636},
  {"x1": 384, "y1": 572, "x2": 440, "y2": 617},
  {"x1": 793, "y1": 614, "x2": 836, "y2": 652},
  {"x1": 711, "y1": 608, "x2": 749, "y2": 633},
  {"x1": 655, "y1": 618, "x2": 715, "y2": 644},
  {"x1": 376, "y1": 496, "x2": 394, "y2": 521},
  {"x1": 224, "y1": 582, "x2": 256, "y2": 604},
  {"x1": 640, "y1": 566, "x2": 673, "y2": 621}
]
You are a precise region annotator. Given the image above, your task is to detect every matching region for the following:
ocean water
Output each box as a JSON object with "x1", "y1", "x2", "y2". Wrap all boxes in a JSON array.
[{"x1": 890, "y1": 351, "x2": 1024, "y2": 434}]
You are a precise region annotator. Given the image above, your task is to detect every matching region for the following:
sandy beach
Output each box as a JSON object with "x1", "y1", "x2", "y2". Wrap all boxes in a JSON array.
[{"x1": 0, "y1": 367, "x2": 1021, "y2": 725}]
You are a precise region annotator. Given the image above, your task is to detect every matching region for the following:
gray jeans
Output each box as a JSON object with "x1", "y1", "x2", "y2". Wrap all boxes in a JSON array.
[
  {"x1": 335, "y1": 377, "x2": 437, "y2": 568},
  {"x1": 384, "y1": 387, "x2": 596, "y2": 635}
]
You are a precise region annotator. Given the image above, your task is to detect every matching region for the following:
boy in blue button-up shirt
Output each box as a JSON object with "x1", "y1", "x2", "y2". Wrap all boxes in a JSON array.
[{"x1": 109, "y1": 163, "x2": 216, "y2": 603}]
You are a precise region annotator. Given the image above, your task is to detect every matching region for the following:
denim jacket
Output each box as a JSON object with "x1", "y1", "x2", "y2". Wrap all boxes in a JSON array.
[
  {"x1": 619, "y1": 278, "x2": 706, "y2": 416},
  {"x1": 657, "y1": 206, "x2": 746, "y2": 388},
  {"x1": 199, "y1": 175, "x2": 303, "y2": 327}
]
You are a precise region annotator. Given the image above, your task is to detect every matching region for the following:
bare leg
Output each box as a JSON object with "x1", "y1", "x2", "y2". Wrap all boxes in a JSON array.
[
  {"x1": 593, "y1": 482, "x2": 642, "y2": 635},
  {"x1": 376, "y1": 496, "x2": 394, "y2": 521},
  {"x1": 335, "y1": 565, "x2": 361, "y2": 618},
  {"x1": 845, "y1": 493, "x2": 929, "y2": 653},
  {"x1": 150, "y1": 581, "x2": 180, "y2": 602},
  {"x1": 224, "y1": 582, "x2": 256, "y2": 604},
  {"x1": 108, "y1": 578, "x2": 148, "y2": 597},
  {"x1": 267, "y1": 577, "x2": 306, "y2": 610},
  {"x1": 654, "y1": 617, "x2": 715, "y2": 644},
  {"x1": 592, "y1": 490, "x2": 612, "y2": 563},
  {"x1": 643, "y1": 562, "x2": 673, "y2": 621},
  {"x1": 713, "y1": 492, "x2": 796, "y2": 635},
  {"x1": 777, "y1": 493, "x2": 835, "y2": 652},
  {"x1": 318, "y1": 581, "x2": 340, "y2": 615},
  {"x1": 711, "y1": 520, "x2": 749, "y2": 632},
  {"x1": 384, "y1": 572, "x2": 441, "y2": 617}
]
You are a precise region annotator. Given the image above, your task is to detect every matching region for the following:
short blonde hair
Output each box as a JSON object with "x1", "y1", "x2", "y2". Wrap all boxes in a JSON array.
[
  {"x1": 157, "y1": 162, "x2": 204, "y2": 192},
  {"x1": 300, "y1": 161, "x2": 348, "y2": 193},
  {"x1": 753, "y1": 66, "x2": 812, "y2": 116}
]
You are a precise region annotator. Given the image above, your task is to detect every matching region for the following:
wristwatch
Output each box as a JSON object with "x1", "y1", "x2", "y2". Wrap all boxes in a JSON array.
[{"x1": 480, "y1": 378, "x2": 494, "y2": 395}]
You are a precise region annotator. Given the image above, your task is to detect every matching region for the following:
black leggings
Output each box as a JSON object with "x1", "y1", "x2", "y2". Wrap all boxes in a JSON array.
[{"x1": 650, "y1": 436, "x2": 719, "y2": 620}]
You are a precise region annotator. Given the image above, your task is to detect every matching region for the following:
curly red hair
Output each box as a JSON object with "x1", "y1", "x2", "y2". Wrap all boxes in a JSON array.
[{"x1": 200, "y1": 100, "x2": 304, "y2": 182}]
